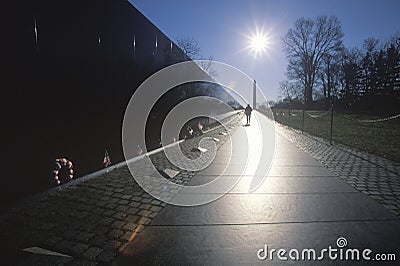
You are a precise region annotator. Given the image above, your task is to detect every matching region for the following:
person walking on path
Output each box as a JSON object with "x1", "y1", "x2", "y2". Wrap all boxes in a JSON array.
[{"x1": 244, "y1": 104, "x2": 252, "y2": 125}]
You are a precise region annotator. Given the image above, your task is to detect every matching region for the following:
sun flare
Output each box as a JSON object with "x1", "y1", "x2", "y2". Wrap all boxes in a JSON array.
[{"x1": 247, "y1": 30, "x2": 270, "y2": 57}]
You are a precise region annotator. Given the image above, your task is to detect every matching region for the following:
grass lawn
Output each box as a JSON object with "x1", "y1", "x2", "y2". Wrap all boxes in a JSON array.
[{"x1": 272, "y1": 108, "x2": 400, "y2": 163}]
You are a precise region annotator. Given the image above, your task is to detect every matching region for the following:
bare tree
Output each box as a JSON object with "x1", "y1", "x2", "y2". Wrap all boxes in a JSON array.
[
  {"x1": 340, "y1": 47, "x2": 363, "y2": 99},
  {"x1": 176, "y1": 36, "x2": 201, "y2": 60},
  {"x1": 384, "y1": 34, "x2": 400, "y2": 94},
  {"x1": 282, "y1": 16, "x2": 344, "y2": 106},
  {"x1": 279, "y1": 80, "x2": 291, "y2": 101},
  {"x1": 174, "y1": 37, "x2": 218, "y2": 98},
  {"x1": 361, "y1": 37, "x2": 380, "y2": 95},
  {"x1": 279, "y1": 80, "x2": 300, "y2": 101},
  {"x1": 319, "y1": 51, "x2": 342, "y2": 104},
  {"x1": 175, "y1": 36, "x2": 216, "y2": 77}
]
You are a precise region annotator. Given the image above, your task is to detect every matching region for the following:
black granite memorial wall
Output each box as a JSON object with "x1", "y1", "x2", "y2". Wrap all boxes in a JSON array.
[{"x1": 1, "y1": 0, "x2": 235, "y2": 206}]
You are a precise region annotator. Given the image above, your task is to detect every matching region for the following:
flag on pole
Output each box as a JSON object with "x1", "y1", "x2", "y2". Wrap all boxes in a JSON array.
[
  {"x1": 197, "y1": 122, "x2": 203, "y2": 132},
  {"x1": 103, "y1": 149, "x2": 111, "y2": 168},
  {"x1": 137, "y1": 144, "x2": 143, "y2": 155}
]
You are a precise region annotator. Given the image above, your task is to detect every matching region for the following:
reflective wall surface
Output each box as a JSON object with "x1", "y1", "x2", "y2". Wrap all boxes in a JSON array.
[{"x1": 1, "y1": 0, "x2": 195, "y2": 205}]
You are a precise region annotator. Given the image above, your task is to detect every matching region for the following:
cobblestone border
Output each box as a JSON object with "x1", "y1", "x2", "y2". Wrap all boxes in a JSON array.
[{"x1": 275, "y1": 122, "x2": 400, "y2": 217}]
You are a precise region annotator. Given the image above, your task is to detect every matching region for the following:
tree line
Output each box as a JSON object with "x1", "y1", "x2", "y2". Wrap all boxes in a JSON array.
[{"x1": 278, "y1": 15, "x2": 400, "y2": 112}]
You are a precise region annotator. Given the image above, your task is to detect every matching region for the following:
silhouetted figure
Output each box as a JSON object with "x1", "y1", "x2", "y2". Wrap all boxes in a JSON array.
[{"x1": 244, "y1": 104, "x2": 252, "y2": 125}]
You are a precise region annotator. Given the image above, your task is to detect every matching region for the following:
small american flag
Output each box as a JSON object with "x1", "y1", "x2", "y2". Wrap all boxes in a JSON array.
[
  {"x1": 103, "y1": 149, "x2": 111, "y2": 168},
  {"x1": 197, "y1": 122, "x2": 203, "y2": 131},
  {"x1": 137, "y1": 144, "x2": 143, "y2": 155}
]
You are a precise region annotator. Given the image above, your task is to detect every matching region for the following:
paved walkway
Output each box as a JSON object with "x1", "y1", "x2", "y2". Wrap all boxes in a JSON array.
[
  {"x1": 117, "y1": 112, "x2": 400, "y2": 264},
  {"x1": 1, "y1": 111, "x2": 399, "y2": 265}
]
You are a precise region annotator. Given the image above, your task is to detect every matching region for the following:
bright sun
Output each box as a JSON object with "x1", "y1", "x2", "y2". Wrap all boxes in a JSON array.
[{"x1": 248, "y1": 31, "x2": 270, "y2": 57}]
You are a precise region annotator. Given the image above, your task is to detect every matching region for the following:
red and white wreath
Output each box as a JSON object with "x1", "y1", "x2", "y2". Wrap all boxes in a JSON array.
[{"x1": 53, "y1": 158, "x2": 74, "y2": 185}]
